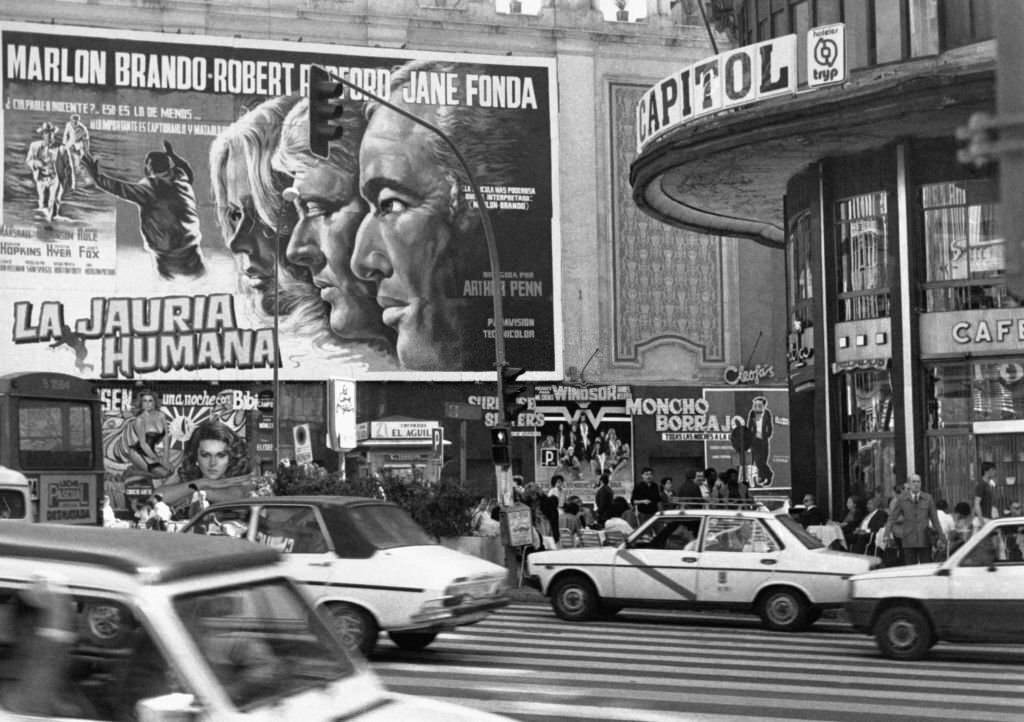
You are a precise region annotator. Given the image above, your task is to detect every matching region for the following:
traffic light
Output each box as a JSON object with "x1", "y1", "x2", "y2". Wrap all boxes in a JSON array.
[
  {"x1": 308, "y1": 66, "x2": 345, "y2": 159},
  {"x1": 499, "y1": 364, "x2": 528, "y2": 426},
  {"x1": 490, "y1": 426, "x2": 511, "y2": 467}
]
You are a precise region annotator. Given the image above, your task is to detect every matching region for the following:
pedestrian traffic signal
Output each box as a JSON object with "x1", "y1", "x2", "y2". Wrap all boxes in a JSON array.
[
  {"x1": 500, "y1": 364, "x2": 528, "y2": 426},
  {"x1": 490, "y1": 426, "x2": 511, "y2": 467},
  {"x1": 308, "y1": 66, "x2": 345, "y2": 159}
]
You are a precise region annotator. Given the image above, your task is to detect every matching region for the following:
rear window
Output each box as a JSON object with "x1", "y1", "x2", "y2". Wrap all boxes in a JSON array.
[
  {"x1": 346, "y1": 504, "x2": 433, "y2": 550},
  {"x1": 776, "y1": 514, "x2": 825, "y2": 549}
]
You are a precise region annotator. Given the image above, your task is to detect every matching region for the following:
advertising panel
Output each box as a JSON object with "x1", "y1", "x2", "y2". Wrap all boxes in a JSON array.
[
  {"x1": 628, "y1": 387, "x2": 791, "y2": 493},
  {"x1": 532, "y1": 385, "x2": 634, "y2": 505},
  {"x1": 0, "y1": 22, "x2": 560, "y2": 382},
  {"x1": 97, "y1": 382, "x2": 259, "y2": 512}
]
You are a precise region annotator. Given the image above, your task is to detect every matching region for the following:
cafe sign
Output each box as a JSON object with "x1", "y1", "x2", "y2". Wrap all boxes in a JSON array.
[{"x1": 920, "y1": 310, "x2": 1024, "y2": 357}]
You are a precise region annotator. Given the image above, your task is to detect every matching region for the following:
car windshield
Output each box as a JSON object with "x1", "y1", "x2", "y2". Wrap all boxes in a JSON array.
[
  {"x1": 347, "y1": 503, "x2": 434, "y2": 550},
  {"x1": 775, "y1": 514, "x2": 825, "y2": 549},
  {"x1": 174, "y1": 577, "x2": 356, "y2": 710}
]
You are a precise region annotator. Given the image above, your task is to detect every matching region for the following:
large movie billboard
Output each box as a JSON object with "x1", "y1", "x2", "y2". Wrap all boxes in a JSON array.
[{"x1": 0, "y1": 22, "x2": 560, "y2": 381}]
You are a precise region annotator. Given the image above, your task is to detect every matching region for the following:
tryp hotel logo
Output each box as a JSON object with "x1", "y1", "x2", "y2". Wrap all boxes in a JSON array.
[{"x1": 636, "y1": 24, "x2": 846, "y2": 153}]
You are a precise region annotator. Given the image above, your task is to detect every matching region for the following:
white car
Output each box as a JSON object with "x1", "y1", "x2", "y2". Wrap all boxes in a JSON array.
[
  {"x1": 0, "y1": 523, "x2": 513, "y2": 722},
  {"x1": 847, "y1": 515, "x2": 1024, "y2": 660},
  {"x1": 525, "y1": 507, "x2": 878, "y2": 631},
  {"x1": 180, "y1": 496, "x2": 509, "y2": 655}
]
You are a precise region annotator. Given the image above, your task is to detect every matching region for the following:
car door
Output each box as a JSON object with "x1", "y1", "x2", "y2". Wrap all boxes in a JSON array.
[
  {"x1": 947, "y1": 523, "x2": 1024, "y2": 642},
  {"x1": 696, "y1": 517, "x2": 781, "y2": 605},
  {"x1": 254, "y1": 504, "x2": 335, "y2": 601},
  {"x1": 610, "y1": 517, "x2": 703, "y2": 604}
]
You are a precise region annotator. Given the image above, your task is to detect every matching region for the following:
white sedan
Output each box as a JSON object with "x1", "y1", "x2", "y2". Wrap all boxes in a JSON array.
[
  {"x1": 525, "y1": 507, "x2": 878, "y2": 631},
  {"x1": 847, "y1": 515, "x2": 1024, "y2": 659}
]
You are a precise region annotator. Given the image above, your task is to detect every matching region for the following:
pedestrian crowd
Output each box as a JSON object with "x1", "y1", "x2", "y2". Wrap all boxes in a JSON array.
[{"x1": 101, "y1": 483, "x2": 210, "y2": 532}]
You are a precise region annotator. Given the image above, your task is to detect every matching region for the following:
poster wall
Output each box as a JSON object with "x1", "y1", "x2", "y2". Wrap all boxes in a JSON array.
[
  {"x1": 1, "y1": 22, "x2": 560, "y2": 382},
  {"x1": 532, "y1": 385, "x2": 634, "y2": 505},
  {"x1": 98, "y1": 383, "x2": 259, "y2": 511},
  {"x1": 628, "y1": 387, "x2": 791, "y2": 494}
]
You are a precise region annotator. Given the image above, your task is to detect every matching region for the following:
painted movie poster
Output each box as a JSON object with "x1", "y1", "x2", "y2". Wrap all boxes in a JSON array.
[{"x1": 0, "y1": 22, "x2": 560, "y2": 382}]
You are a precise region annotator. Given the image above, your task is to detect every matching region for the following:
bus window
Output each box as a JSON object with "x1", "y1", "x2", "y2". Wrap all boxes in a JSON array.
[{"x1": 18, "y1": 400, "x2": 95, "y2": 470}]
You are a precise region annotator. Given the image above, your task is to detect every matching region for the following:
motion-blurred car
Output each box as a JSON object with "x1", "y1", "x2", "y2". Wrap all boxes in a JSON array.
[
  {"x1": 0, "y1": 523, "x2": 513, "y2": 721},
  {"x1": 846, "y1": 515, "x2": 1024, "y2": 659},
  {"x1": 525, "y1": 506, "x2": 878, "y2": 631},
  {"x1": 179, "y1": 496, "x2": 509, "y2": 655}
]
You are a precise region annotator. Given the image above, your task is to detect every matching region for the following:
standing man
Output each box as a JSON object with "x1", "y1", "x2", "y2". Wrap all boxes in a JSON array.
[
  {"x1": 351, "y1": 59, "x2": 533, "y2": 371},
  {"x1": 883, "y1": 473, "x2": 942, "y2": 565},
  {"x1": 746, "y1": 396, "x2": 774, "y2": 486},
  {"x1": 973, "y1": 461, "x2": 1000, "y2": 530},
  {"x1": 630, "y1": 467, "x2": 660, "y2": 525},
  {"x1": 595, "y1": 472, "x2": 613, "y2": 525},
  {"x1": 548, "y1": 474, "x2": 565, "y2": 509},
  {"x1": 83, "y1": 140, "x2": 204, "y2": 279}
]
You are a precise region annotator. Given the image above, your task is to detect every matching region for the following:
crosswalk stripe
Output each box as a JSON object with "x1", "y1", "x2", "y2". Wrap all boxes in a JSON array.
[{"x1": 371, "y1": 605, "x2": 1024, "y2": 721}]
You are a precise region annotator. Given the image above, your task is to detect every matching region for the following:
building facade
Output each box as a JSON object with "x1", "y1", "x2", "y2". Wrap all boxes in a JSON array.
[
  {"x1": 1, "y1": 1, "x2": 790, "y2": 507},
  {"x1": 632, "y1": 0, "x2": 1021, "y2": 516}
]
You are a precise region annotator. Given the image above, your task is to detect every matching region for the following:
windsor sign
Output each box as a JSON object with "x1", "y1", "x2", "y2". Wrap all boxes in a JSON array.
[{"x1": 636, "y1": 24, "x2": 846, "y2": 153}]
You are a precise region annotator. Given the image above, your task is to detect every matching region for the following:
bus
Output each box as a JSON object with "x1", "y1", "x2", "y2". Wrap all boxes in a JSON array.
[{"x1": 0, "y1": 372, "x2": 103, "y2": 524}]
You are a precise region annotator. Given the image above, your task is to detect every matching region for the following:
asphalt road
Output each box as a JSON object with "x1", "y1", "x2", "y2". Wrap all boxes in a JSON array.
[{"x1": 369, "y1": 602, "x2": 1024, "y2": 721}]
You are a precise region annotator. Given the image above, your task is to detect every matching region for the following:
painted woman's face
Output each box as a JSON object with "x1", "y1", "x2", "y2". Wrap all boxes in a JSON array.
[
  {"x1": 141, "y1": 394, "x2": 156, "y2": 410},
  {"x1": 198, "y1": 439, "x2": 230, "y2": 480}
]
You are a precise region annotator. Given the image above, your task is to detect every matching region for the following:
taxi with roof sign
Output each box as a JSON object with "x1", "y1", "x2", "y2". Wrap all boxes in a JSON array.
[
  {"x1": 525, "y1": 505, "x2": 878, "y2": 631},
  {"x1": 0, "y1": 523, "x2": 513, "y2": 722}
]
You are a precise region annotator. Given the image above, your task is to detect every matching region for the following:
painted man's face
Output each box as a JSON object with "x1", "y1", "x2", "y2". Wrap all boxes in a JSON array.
[
  {"x1": 284, "y1": 159, "x2": 387, "y2": 343},
  {"x1": 351, "y1": 99, "x2": 462, "y2": 370}
]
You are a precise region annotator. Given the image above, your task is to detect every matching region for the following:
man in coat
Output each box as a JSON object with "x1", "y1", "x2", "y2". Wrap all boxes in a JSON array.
[{"x1": 883, "y1": 473, "x2": 943, "y2": 565}]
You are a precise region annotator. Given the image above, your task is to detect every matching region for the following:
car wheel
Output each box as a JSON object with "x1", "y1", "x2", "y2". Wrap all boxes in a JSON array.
[
  {"x1": 323, "y1": 602, "x2": 378, "y2": 657},
  {"x1": 550, "y1": 575, "x2": 598, "y2": 621},
  {"x1": 80, "y1": 601, "x2": 131, "y2": 648},
  {"x1": 388, "y1": 630, "x2": 439, "y2": 651},
  {"x1": 874, "y1": 606, "x2": 933, "y2": 660},
  {"x1": 758, "y1": 588, "x2": 810, "y2": 632}
]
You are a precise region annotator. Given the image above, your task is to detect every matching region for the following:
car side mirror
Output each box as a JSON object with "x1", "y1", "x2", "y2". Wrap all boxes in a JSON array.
[
  {"x1": 935, "y1": 567, "x2": 950, "y2": 577},
  {"x1": 988, "y1": 564, "x2": 998, "y2": 572},
  {"x1": 136, "y1": 693, "x2": 199, "y2": 722}
]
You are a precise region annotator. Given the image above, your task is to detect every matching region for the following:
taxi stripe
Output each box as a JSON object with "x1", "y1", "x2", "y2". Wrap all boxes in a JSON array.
[{"x1": 616, "y1": 549, "x2": 697, "y2": 601}]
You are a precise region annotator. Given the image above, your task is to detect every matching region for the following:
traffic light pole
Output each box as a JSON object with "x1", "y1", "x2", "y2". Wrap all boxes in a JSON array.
[{"x1": 312, "y1": 67, "x2": 511, "y2": 414}]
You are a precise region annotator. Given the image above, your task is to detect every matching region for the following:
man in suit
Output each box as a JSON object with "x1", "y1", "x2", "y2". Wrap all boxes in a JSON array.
[
  {"x1": 883, "y1": 473, "x2": 943, "y2": 565},
  {"x1": 798, "y1": 494, "x2": 829, "y2": 527},
  {"x1": 851, "y1": 492, "x2": 889, "y2": 554},
  {"x1": 677, "y1": 471, "x2": 703, "y2": 507}
]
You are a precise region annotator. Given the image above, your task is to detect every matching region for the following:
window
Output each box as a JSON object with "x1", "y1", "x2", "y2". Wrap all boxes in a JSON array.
[
  {"x1": 190, "y1": 506, "x2": 252, "y2": 537},
  {"x1": 921, "y1": 178, "x2": 1004, "y2": 311},
  {"x1": 257, "y1": 506, "x2": 329, "y2": 554},
  {"x1": 0, "y1": 586, "x2": 180, "y2": 719},
  {"x1": 788, "y1": 208, "x2": 814, "y2": 317},
  {"x1": 703, "y1": 517, "x2": 778, "y2": 552},
  {"x1": 874, "y1": 0, "x2": 905, "y2": 63},
  {"x1": 18, "y1": 400, "x2": 94, "y2": 470},
  {"x1": 633, "y1": 518, "x2": 702, "y2": 549},
  {"x1": 909, "y1": 0, "x2": 940, "y2": 56},
  {"x1": 839, "y1": 369, "x2": 894, "y2": 433},
  {"x1": 0, "y1": 491, "x2": 27, "y2": 520},
  {"x1": 836, "y1": 191, "x2": 890, "y2": 321}
]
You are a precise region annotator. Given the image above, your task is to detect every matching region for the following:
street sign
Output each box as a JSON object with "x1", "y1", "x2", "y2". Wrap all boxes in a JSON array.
[{"x1": 445, "y1": 401, "x2": 483, "y2": 421}]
